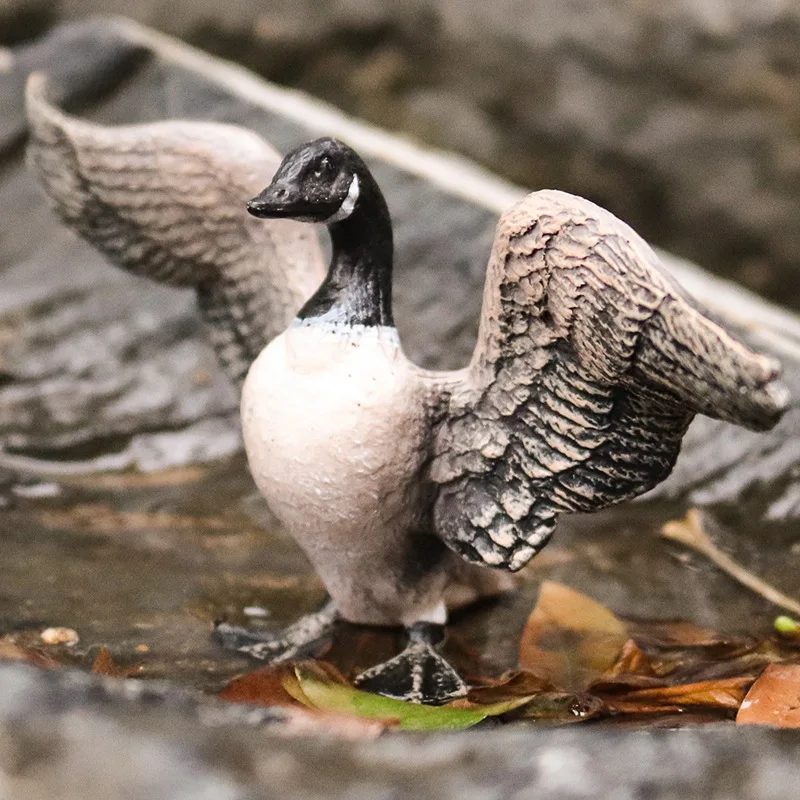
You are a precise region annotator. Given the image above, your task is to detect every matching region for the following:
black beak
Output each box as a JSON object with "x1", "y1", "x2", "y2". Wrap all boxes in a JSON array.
[
  {"x1": 246, "y1": 182, "x2": 297, "y2": 219},
  {"x1": 247, "y1": 181, "x2": 338, "y2": 223}
]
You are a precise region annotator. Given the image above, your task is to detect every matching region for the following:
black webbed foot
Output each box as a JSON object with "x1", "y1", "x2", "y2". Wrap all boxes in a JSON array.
[
  {"x1": 213, "y1": 599, "x2": 337, "y2": 662},
  {"x1": 354, "y1": 622, "x2": 468, "y2": 705}
]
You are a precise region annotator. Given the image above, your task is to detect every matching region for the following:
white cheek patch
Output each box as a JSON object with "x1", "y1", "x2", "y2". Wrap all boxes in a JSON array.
[{"x1": 326, "y1": 174, "x2": 360, "y2": 223}]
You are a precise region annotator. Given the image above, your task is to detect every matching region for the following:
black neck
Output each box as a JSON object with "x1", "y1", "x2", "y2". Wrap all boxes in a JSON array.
[{"x1": 296, "y1": 169, "x2": 394, "y2": 327}]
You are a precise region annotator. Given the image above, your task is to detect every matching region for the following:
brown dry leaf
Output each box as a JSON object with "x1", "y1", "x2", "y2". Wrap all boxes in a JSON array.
[
  {"x1": 626, "y1": 619, "x2": 746, "y2": 649},
  {"x1": 220, "y1": 665, "x2": 392, "y2": 737},
  {"x1": 603, "y1": 639, "x2": 656, "y2": 679},
  {"x1": 737, "y1": 664, "x2": 800, "y2": 728},
  {"x1": 220, "y1": 663, "x2": 396, "y2": 733},
  {"x1": 0, "y1": 638, "x2": 60, "y2": 669},
  {"x1": 219, "y1": 665, "x2": 305, "y2": 709},
  {"x1": 625, "y1": 619, "x2": 762, "y2": 684},
  {"x1": 221, "y1": 662, "x2": 401, "y2": 731},
  {"x1": 468, "y1": 671, "x2": 604, "y2": 724},
  {"x1": 606, "y1": 677, "x2": 753, "y2": 714},
  {"x1": 467, "y1": 670, "x2": 554, "y2": 705},
  {"x1": 519, "y1": 581, "x2": 629, "y2": 691},
  {"x1": 91, "y1": 646, "x2": 141, "y2": 678},
  {"x1": 590, "y1": 640, "x2": 666, "y2": 693}
]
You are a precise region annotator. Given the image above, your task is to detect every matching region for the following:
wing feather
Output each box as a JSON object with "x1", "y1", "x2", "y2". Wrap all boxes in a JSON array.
[
  {"x1": 431, "y1": 190, "x2": 788, "y2": 571},
  {"x1": 25, "y1": 73, "x2": 324, "y2": 385}
]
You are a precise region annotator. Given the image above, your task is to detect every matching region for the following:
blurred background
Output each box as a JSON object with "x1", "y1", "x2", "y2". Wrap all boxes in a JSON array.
[{"x1": 2, "y1": 0, "x2": 799, "y2": 308}]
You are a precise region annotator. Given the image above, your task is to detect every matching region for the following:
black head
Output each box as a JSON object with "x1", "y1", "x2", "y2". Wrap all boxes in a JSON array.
[{"x1": 247, "y1": 137, "x2": 363, "y2": 224}]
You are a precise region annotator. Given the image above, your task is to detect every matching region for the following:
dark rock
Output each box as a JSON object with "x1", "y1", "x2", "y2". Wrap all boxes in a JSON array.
[
  {"x1": 0, "y1": 18, "x2": 149, "y2": 153},
  {"x1": 2, "y1": 2, "x2": 798, "y2": 309}
]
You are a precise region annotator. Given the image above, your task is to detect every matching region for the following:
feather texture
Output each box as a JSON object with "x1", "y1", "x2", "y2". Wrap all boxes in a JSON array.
[
  {"x1": 25, "y1": 73, "x2": 325, "y2": 386},
  {"x1": 430, "y1": 190, "x2": 788, "y2": 570}
]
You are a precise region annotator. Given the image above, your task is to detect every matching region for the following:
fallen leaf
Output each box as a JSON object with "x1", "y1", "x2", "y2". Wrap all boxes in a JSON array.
[
  {"x1": 519, "y1": 581, "x2": 628, "y2": 690},
  {"x1": 602, "y1": 639, "x2": 656, "y2": 678},
  {"x1": 626, "y1": 619, "x2": 743, "y2": 649},
  {"x1": 466, "y1": 671, "x2": 601, "y2": 723},
  {"x1": 0, "y1": 638, "x2": 60, "y2": 668},
  {"x1": 220, "y1": 664, "x2": 397, "y2": 735},
  {"x1": 467, "y1": 670, "x2": 553, "y2": 705},
  {"x1": 220, "y1": 665, "x2": 305, "y2": 709},
  {"x1": 737, "y1": 664, "x2": 800, "y2": 728},
  {"x1": 513, "y1": 691, "x2": 605, "y2": 722},
  {"x1": 590, "y1": 640, "x2": 666, "y2": 693},
  {"x1": 91, "y1": 646, "x2": 141, "y2": 678},
  {"x1": 292, "y1": 662, "x2": 527, "y2": 730},
  {"x1": 607, "y1": 677, "x2": 753, "y2": 714}
]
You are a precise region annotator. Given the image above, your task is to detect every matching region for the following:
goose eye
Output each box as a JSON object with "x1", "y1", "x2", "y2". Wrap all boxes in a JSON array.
[{"x1": 313, "y1": 157, "x2": 332, "y2": 179}]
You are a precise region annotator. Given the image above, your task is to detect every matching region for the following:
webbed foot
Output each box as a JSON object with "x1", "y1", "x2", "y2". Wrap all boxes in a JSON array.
[
  {"x1": 213, "y1": 599, "x2": 337, "y2": 662},
  {"x1": 354, "y1": 622, "x2": 468, "y2": 705}
]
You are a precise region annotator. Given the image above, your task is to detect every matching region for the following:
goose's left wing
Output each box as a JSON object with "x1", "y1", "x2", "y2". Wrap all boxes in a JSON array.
[{"x1": 430, "y1": 190, "x2": 788, "y2": 571}]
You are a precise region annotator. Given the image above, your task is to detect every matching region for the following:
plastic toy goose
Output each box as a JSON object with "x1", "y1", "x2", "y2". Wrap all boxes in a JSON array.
[
  {"x1": 215, "y1": 137, "x2": 788, "y2": 704},
  {"x1": 24, "y1": 79, "x2": 789, "y2": 703},
  {"x1": 25, "y1": 74, "x2": 325, "y2": 388}
]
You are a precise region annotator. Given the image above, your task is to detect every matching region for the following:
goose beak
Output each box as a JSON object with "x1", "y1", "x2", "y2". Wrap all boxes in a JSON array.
[
  {"x1": 247, "y1": 182, "x2": 334, "y2": 223},
  {"x1": 247, "y1": 182, "x2": 298, "y2": 219}
]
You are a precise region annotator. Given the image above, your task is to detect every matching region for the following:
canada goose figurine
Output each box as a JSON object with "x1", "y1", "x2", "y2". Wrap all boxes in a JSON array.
[
  {"x1": 25, "y1": 74, "x2": 325, "y2": 388},
  {"x1": 213, "y1": 137, "x2": 789, "y2": 704}
]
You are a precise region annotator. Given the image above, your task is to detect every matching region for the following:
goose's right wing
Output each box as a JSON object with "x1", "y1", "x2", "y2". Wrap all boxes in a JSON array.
[{"x1": 25, "y1": 74, "x2": 324, "y2": 383}]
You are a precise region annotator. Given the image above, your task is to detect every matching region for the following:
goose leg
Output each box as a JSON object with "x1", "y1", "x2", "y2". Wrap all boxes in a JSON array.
[
  {"x1": 213, "y1": 598, "x2": 337, "y2": 662},
  {"x1": 354, "y1": 622, "x2": 468, "y2": 705}
]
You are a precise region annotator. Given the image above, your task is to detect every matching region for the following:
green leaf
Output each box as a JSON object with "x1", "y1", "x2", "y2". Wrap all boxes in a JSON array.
[{"x1": 291, "y1": 663, "x2": 527, "y2": 731}]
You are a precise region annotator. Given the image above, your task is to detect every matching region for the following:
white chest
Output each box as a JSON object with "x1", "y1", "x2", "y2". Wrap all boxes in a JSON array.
[{"x1": 241, "y1": 323, "x2": 429, "y2": 555}]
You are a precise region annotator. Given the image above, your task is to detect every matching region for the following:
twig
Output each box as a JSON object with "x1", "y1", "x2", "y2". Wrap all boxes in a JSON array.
[{"x1": 661, "y1": 509, "x2": 800, "y2": 617}]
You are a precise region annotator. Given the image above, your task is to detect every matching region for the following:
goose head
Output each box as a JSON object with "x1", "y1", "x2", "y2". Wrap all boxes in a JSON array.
[
  {"x1": 247, "y1": 137, "x2": 364, "y2": 225},
  {"x1": 247, "y1": 138, "x2": 394, "y2": 328}
]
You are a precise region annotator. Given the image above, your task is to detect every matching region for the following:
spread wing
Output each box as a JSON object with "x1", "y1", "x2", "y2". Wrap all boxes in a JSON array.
[
  {"x1": 430, "y1": 190, "x2": 789, "y2": 571},
  {"x1": 25, "y1": 73, "x2": 324, "y2": 385}
]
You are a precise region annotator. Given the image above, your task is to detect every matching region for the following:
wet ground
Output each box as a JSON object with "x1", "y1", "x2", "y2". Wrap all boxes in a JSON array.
[
  {"x1": 0, "y1": 14, "x2": 798, "y2": 722},
  {"x1": 1, "y1": 453, "x2": 797, "y2": 701}
]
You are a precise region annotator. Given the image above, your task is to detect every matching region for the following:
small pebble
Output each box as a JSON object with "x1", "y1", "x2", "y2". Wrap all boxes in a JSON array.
[
  {"x1": 243, "y1": 606, "x2": 269, "y2": 618},
  {"x1": 40, "y1": 627, "x2": 79, "y2": 646},
  {"x1": 135, "y1": 644, "x2": 150, "y2": 653}
]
